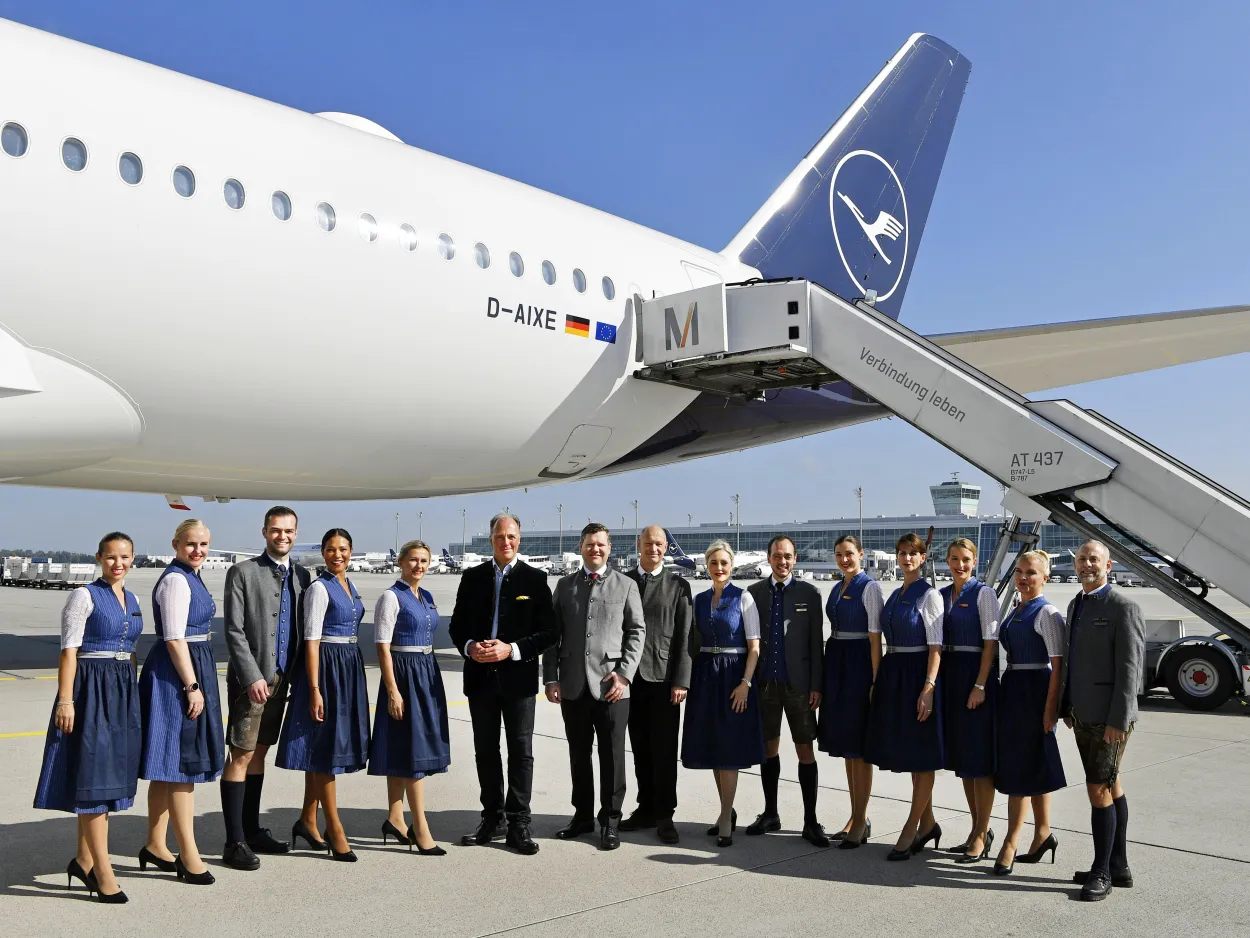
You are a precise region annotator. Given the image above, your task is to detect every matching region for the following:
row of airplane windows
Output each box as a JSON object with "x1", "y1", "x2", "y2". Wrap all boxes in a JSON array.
[{"x1": 0, "y1": 121, "x2": 619, "y2": 301}]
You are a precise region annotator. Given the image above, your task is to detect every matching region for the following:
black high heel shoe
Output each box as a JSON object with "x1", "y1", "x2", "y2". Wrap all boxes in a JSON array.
[
  {"x1": 838, "y1": 819, "x2": 872, "y2": 850},
  {"x1": 174, "y1": 856, "x2": 216, "y2": 885},
  {"x1": 95, "y1": 888, "x2": 129, "y2": 904},
  {"x1": 381, "y1": 820, "x2": 411, "y2": 846},
  {"x1": 291, "y1": 819, "x2": 328, "y2": 851},
  {"x1": 1017, "y1": 832, "x2": 1058, "y2": 864},
  {"x1": 910, "y1": 822, "x2": 942, "y2": 855},
  {"x1": 706, "y1": 808, "x2": 736, "y2": 837},
  {"x1": 406, "y1": 824, "x2": 447, "y2": 856},
  {"x1": 324, "y1": 830, "x2": 358, "y2": 862},
  {"x1": 66, "y1": 858, "x2": 94, "y2": 890},
  {"x1": 955, "y1": 828, "x2": 995, "y2": 864},
  {"x1": 994, "y1": 845, "x2": 1016, "y2": 876},
  {"x1": 138, "y1": 846, "x2": 177, "y2": 873},
  {"x1": 716, "y1": 834, "x2": 733, "y2": 848}
]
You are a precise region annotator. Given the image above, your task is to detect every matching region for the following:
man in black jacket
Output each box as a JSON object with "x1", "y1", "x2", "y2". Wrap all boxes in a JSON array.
[
  {"x1": 619, "y1": 525, "x2": 693, "y2": 844},
  {"x1": 448, "y1": 513, "x2": 558, "y2": 855}
]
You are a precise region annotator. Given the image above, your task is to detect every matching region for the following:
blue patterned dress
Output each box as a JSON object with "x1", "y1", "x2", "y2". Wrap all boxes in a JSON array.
[
  {"x1": 34, "y1": 580, "x2": 144, "y2": 814},
  {"x1": 368, "y1": 582, "x2": 451, "y2": 779},
  {"x1": 680, "y1": 584, "x2": 765, "y2": 771},
  {"x1": 939, "y1": 578, "x2": 998, "y2": 780},
  {"x1": 139, "y1": 561, "x2": 225, "y2": 783},
  {"x1": 818, "y1": 572, "x2": 878, "y2": 759},
  {"x1": 277, "y1": 572, "x2": 370, "y2": 774},
  {"x1": 995, "y1": 597, "x2": 1067, "y2": 796}
]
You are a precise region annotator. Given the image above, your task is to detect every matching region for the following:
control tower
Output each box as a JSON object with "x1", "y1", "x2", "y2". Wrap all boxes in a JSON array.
[{"x1": 930, "y1": 473, "x2": 981, "y2": 518}]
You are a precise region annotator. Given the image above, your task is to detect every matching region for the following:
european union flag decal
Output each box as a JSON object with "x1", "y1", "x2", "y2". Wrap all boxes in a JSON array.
[{"x1": 595, "y1": 322, "x2": 617, "y2": 344}]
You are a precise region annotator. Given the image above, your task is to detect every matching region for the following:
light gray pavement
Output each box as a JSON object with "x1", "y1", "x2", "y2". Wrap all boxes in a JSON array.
[{"x1": 2, "y1": 572, "x2": 1249, "y2": 936}]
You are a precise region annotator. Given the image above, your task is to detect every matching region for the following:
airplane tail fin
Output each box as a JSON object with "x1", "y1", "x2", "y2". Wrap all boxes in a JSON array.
[
  {"x1": 663, "y1": 529, "x2": 697, "y2": 570},
  {"x1": 724, "y1": 34, "x2": 971, "y2": 319}
]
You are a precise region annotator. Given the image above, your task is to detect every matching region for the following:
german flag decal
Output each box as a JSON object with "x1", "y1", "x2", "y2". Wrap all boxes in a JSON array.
[{"x1": 565, "y1": 314, "x2": 590, "y2": 337}]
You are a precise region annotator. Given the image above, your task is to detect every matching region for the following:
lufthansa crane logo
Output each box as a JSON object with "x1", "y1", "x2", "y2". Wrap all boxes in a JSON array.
[{"x1": 828, "y1": 150, "x2": 909, "y2": 302}]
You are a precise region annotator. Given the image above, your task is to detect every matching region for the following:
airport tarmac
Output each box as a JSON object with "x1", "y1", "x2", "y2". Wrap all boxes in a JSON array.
[{"x1": 2, "y1": 570, "x2": 1248, "y2": 936}]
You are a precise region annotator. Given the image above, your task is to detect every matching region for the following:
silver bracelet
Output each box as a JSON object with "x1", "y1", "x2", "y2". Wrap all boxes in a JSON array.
[
  {"x1": 741, "y1": 678, "x2": 752, "y2": 687},
  {"x1": 55, "y1": 700, "x2": 73, "y2": 708}
]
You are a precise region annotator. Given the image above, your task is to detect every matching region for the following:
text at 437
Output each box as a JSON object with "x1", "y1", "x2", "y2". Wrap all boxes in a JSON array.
[{"x1": 1011, "y1": 451, "x2": 1064, "y2": 468}]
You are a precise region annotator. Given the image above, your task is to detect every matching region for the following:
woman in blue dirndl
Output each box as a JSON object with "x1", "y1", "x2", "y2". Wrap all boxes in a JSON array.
[
  {"x1": 369, "y1": 540, "x2": 449, "y2": 855},
  {"x1": 33, "y1": 532, "x2": 144, "y2": 904},
  {"x1": 137, "y1": 519, "x2": 223, "y2": 885},
  {"x1": 940, "y1": 537, "x2": 1001, "y2": 865},
  {"x1": 277, "y1": 529, "x2": 370, "y2": 861},
  {"x1": 864, "y1": 532, "x2": 945, "y2": 861},
  {"x1": 818, "y1": 534, "x2": 884, "y2": 849},
  {"x1": 679, "y1": 540, "x2": 763, "y2": 848},
  {"x1": 993, "y1": 550, "x2": 1067, "y2": 875}
]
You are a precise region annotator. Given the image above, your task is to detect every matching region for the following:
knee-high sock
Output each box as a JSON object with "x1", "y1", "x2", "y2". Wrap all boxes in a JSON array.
[
  {"x1": 221, "y1": 780, "x2": 246, "y2": 845},
  {"x1": 762, "y1": 755, "x2": 781, "y2": 816},
  {"x1": 1111, "y1": 795, "x2": 1129, "y2": 870},
  {"x1": 1090, "y1": 804, "x2": 1117, "y2": 876},
  {"x1": 797, "y1": 761, "x2": 819, "y2": 824},
  {"x1": 243, "y1": 773, "x2": 266, "y2": 836}
]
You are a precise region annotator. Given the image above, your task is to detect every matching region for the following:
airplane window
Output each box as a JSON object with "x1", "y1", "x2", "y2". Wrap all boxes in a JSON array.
[
  {"x1": 1, "y1": 122, "x2": 28, "y2": 158},
  {"x1": 118, "y1": 152, "x2": 143, "y2": 185},
  {"x1": 359, "y1": 213, "x2": 378, "y2": 243},
  {"x1": 474, "y1": 242, "x2": 491, "y2": 269},
  {"x1": 61, "y1": 137, "x2": 88, "y2": 172},
  {"x1": 223, "y1": 178, "x2": 245, "y2": 210},
  {"x1": 509, "y1": 252, "x2": 524, "y2": 277},
  {"x1": 572, "y1": 268, "x2": 586, "y2": 293},
  {"x1": 316, "y1": 201, "x2": 336, "y2": 231},
  {"x1": 398, "y1": 223, "x2": 418, "y2": 252},
  {"x1": 272, "y1": 190, "x2": 292, "y2": 220},
  {"x1": 602, "y1": 276, "x2": 615, "y2": 300},
  {"x1": 437, "y1": 233, "x2": 455, "y2": 260},
  {"x1": 172, "y1": 165, "x2": 196, "y2": 197},
  {"x1": 542, "y1": 260, "x2": 556, "y2": 285}
]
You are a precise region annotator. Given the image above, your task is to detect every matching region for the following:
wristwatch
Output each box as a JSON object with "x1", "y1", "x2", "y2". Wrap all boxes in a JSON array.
[
  {"x1": 184, "y1": 682, "x2": 200, "y2": 693},
  {"x1": 741, "y1": 678, "x2": 752, "y2": 687},
  {"x1": 974, "y1": 682, "x2": 986, "y2": 691}
]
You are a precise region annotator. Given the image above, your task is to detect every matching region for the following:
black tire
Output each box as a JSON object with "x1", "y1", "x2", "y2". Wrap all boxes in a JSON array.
[{"x1": 1163, "y1": 644, "x2": 1235, "y2": 711}]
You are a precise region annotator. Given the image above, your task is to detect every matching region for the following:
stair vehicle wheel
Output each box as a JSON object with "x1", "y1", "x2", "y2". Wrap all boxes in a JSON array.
[{"x1": 1164, "y1": 644, "x2": 1235, "y2": 711}]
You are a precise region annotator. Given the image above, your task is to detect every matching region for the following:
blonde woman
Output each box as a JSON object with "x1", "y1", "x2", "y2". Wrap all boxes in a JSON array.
[
  {"x1": 993, "y1": 550, "x2": 1066, "y2": 875},
  {"x1": 679, "y1": 540, "x2": 763, "y2": 847},
  {"x1": 137, "y1": 519, "x2": 222, "y2": 885}
]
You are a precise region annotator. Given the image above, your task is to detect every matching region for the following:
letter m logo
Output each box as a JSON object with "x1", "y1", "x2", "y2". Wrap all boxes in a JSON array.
[{"x1": 664, "y1": 303, "x2": 699, "y2": 351}]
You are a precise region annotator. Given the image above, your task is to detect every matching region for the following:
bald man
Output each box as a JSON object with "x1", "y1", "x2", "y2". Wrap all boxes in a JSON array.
[
  {"x1": 1059, "y1": 540, "x2": 1145, "y2": 902},
  {"x1": 619, "y1": 526, "x2": 693, "y2": 844}
]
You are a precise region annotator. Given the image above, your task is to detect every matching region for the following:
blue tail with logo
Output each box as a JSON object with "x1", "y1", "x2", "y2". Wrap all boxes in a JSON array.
[
  {"x1": 725, "y1": 34, "x2": 970, "y2": 320},
  {"x1": 662, "y1": 529, "x2": 697, "y2": 570}
]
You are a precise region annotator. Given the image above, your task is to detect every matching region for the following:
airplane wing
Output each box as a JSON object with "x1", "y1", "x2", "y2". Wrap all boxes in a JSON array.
[{"x1": 929, "y1": 305, "x2": 1250, "y2": 393}]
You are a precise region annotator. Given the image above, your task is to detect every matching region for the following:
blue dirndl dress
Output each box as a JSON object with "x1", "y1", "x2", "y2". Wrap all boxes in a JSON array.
[
  {"x1": 995, "y1": 597, "x2": 1066, "y2": 796},
  {"x1": 864, "y1": 579, "x2": 945, "y2": 773},
  {"x1": 277, "y1": 572, "x2": 370, "y2": 774},
  {"x1": 939, "y1": 579, "x2": 997, "y2": 780},
  {"x1": 818, "y1": 572, "x2": 876, "y2": 759},
  {"x1": 680, "y1": 584, "x2": 765, "y2": 771},
  {"x1": 139, "y1": 561, "x2": 225, "y2": 783},
  {"x1": 368, "y1": 582, "x2": 451, "y2": 780},
  {"x1": 34, "y1": 580, "x2": 144, "y2": 814}
]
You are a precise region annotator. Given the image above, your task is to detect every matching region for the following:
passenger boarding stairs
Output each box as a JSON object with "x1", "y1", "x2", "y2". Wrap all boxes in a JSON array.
[{"x1": 633, "y1": 280, "x2": 1250, "y2": 659}]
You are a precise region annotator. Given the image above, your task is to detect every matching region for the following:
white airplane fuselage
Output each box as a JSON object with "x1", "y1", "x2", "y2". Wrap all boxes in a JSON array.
[{"x1": 0, "y1": 19, "x2": 756, "y2": 500}]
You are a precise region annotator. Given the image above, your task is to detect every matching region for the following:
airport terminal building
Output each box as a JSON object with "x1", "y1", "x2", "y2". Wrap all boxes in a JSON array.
[{"x1": 454, "y1": 479, "x2": 1146, "y2": 578}]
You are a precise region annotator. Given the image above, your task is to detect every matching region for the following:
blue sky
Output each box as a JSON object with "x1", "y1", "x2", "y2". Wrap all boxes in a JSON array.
[{"x1": 2, "y1": 1, "x2": 1248, "y2": 554}]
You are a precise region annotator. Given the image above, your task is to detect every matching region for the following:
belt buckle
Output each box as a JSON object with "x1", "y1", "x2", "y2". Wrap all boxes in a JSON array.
[{"x1": 115, "y1": 651, "x2": 130, "y2": 660}]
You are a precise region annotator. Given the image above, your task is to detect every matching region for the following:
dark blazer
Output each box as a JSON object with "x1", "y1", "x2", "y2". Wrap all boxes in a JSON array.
[
  {"x1": 1059, "y1": 585, "x2": 1145, "y2": 731},
  {"x1": 223, "y1": 553, "x2": 312, "y2": 695},
  {"x1": 624, "y1": 568, "x2": 694, "y2": 688},
  {"x1": 747, "y1": 577, "x2": 825, "y2": 696},
  {"x1": 449, "y1": 559, "x2": 558, "y2": 698}
]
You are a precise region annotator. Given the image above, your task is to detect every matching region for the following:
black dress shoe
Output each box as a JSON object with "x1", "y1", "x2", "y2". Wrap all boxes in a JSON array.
[
  {"x1": 706, "y1": 808, "x2": 737, "y2": 836},
  {"x1": 600, "y1": 827, "x2": 620, "y2": 850},
  {"x1": 461, "y1": 817, "x2": 507, "y2": 846},
  {"x1": 554, "y1": 817, "x2": 596, "y2": 840},
  {"x1": 246, "y1": 827, "x2": 291, "y2": 854},
  {"x1": 716, "y1": 835, "x2": 733, "y2": 848},
  {"x1": 222, "y1": 841, "x2": 261, "y2": 871},
  {"x1": 506, "y1": 824, "x2": 540, "y2": 855},
  {"x1": 1017, "y1": 832, "x2": 1058, "y2": 864},
  {"x1": 801, "y1": 822, "x2": 831, "y2": 848},
  {"x1": 656, "y1": 819, "x2": 680, "y2": 844},
  {"x1": 839, "y1": 818, "x2": 873, "y2": 849},
  {"x1": 95, "y1": 888, "x2": 129, "y2": 904},
  {"x1": 291, "y1": 820, "x2": 328, "y2": 851},
  {"x1": 886, "y1": 847, "x2": 911, "y2": 861},
  {"x1": 1080, "y1": 870, "x2": 1113, "y2": 901},
  {"x1": 174, "y1": 856, "x2": 216, "y2": 885},
  {"x1": 955, "y1": 828, "x2": 995, "y2": 865},
  {"x1": 910, "y1": 822, "x2": 942, "y2": 854},
  {"x1": 1074, "y1": 868, "x2": 1134, "y2": 888},
  {"x1": 618, "y1": 810, "x2": 656, "y2": 832},
  {"x1": 138, "y1": 847, "x2": 177, "y2": 873},
  {"x1": 381, "y1": 820, "x2": 411, "y2": 846},
  {"x1": 66, "y1": 858, "x2": 94, "y2": 891},
  {"x1": 745, "y1": 812, "x2": 781, "y2": 836}
]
